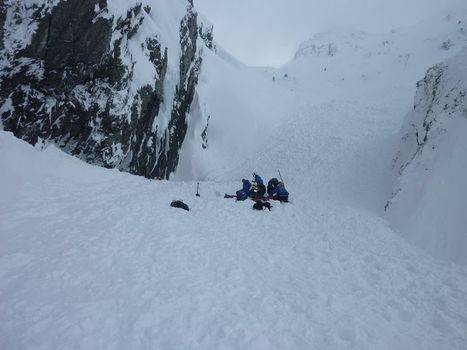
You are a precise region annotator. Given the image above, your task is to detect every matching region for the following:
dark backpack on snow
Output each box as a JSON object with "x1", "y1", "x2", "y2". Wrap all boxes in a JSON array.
[{"x1": 252, "y1": 201, "x2": 272, "y2": 211}]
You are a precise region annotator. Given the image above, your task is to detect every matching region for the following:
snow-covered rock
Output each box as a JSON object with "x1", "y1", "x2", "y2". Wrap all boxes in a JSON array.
[
  {"x1": 0, "y1": 0, "x2": 212, "y2": 179},
  {"x1": 0, "y1": 0, "x2": 300, "y2": 182},
  {"x1": 386, "y1": 47, "x2": 467, "y2": 265}
]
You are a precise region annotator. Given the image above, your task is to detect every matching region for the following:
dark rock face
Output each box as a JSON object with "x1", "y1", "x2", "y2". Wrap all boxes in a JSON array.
[
  {"x1": 165, "y1": 6, "x2": 202, "y2": 175},
  {"x1": 386, "y1": 49, "x2": 467, "y2": 213},
  {"x1": 199, "y1": 22, "x2": 214, "y2": 50},
  {"x1": 0, "y1": 4, "x2": 6, "y2": 51},
  {"x1": 23, "y1": 0, "x2": 113, "y2": 70},
  {"x1": 385, "y1": 48, "x2": 467, "y2": 265},
  {"x1": 0, "y1": 0, "x2": 207, "y2": 179},
  {"x1": 392, "y1": 62, "x2": 465, "y2": 176}
]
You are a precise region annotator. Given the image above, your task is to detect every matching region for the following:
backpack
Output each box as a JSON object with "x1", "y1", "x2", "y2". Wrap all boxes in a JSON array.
[
  {"x1": 236, "y1": 190, "x2": 248, "y2": 201},
  {"x1": 252, "y1": 200, "x2": 272, "y2": 211},
  {"x1": 170, "y1": 200, "x2": 189, "y2": 211}
]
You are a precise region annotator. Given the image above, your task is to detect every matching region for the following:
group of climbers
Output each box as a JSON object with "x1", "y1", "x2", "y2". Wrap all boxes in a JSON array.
[
  {"x1": 225, "y1": 172, "x2": 289, "y2": 203},
  {"x1": 171, "y1": 172, "x2": 289, "y2": 212}
]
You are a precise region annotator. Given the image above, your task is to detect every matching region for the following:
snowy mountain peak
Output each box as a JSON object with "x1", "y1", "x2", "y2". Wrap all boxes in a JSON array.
[
  {"x1": 293, "y1": 29, "x2": 375, "y2": 59},
  {"x1": 293, "y1": 8, "x2": 467, "y2": 62}
]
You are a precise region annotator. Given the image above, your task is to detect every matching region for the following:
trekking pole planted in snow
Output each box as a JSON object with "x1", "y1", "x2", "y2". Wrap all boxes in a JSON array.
[
  {"x1": 278, "y1": 170, "x2": 285, "y2": 184},
  {"x1": 196, "y1": 182, "x2": 200, "y2": 197}
]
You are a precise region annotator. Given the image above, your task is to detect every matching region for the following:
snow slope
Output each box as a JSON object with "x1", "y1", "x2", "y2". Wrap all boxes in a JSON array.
[
  {"x1": 176, "y1": 47, "x2": 299, "y2": 181},
  {"x1": 250, "y1": 7, "x2": 467, "y2": 264},
  {"x1": 2, "y1": 128, "x2": 467, "y2": 349}
]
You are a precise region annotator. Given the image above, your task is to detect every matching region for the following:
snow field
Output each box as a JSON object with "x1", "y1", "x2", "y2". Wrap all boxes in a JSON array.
[{"x1": 1, "y1": 123, "x2": 467, "y2": 349}]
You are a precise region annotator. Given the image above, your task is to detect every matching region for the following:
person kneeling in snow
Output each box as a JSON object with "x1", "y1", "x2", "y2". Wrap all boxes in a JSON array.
[
  {"x1": 236, "y1": 179, "x2": 251, "y2": 201},
  {"x1": 267, "y1": 178, "x2": 280, "y2": 197},
  {"x1": 270, "y1": 181, "x2": 289, "y2": 202},
  {"x1": 250, "y1": 172, "x2": 266, "y2": 199}
]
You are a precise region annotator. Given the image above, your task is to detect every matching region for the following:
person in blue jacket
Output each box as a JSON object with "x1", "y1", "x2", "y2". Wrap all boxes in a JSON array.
[
  {"x1": 270, "y1": 181, "x2": 289, "y2": 202},
  {"x1": 251, "y1": 172, "x2": 266, "y2": 199},
  {"x1": 252, "y1": 172, "x2": 264, "y2": 186},
  {"x1": 267, "y1": 178, "x2": 280, "y2": 196},
  {"x1": 236, "y1": 179, "x2": 251, "y2": 200}
]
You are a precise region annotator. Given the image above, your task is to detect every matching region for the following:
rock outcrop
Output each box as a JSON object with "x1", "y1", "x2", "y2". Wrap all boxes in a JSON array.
[
  {"x1": 386, "y1": 47, "x2": 467, "y2": 265},
  {"x1": 0, "y1": 0, "x2": 211, "y2": 179}
]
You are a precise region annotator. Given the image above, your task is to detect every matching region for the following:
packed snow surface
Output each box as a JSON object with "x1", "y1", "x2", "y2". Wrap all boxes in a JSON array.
[{"x1": 1, "y1": 101, "x2": 467, "y2": 349}]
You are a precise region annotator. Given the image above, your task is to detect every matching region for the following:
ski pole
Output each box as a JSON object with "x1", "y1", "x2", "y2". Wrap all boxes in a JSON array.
[{"x1": 278, "y1": 170, "x2": 284, "y2": 184}]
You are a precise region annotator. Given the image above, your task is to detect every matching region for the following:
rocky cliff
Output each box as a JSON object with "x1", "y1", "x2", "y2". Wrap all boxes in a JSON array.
[
  {"x1": 0, "y1": 0, "x2": 213, "y2": 179},
  {"x1": 386, "y1": 46, "x2": 467, "y2": 264}
]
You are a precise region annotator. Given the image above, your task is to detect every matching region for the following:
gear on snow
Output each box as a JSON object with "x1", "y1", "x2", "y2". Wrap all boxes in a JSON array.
[
  {"x1": 252, "y1": 200, "x2": 272, "y2": 211},
  {"x1": 170, "y1": 200, "x2": 190, "y2": 211}
]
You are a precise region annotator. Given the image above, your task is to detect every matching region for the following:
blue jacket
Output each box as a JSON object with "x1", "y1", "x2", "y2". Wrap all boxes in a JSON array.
[
  {"x1": 272, "y1": 183, "x2": 289, "y2": 197},
  {"x1": 240, "y1": 180, "x2": 251, "y2": 195},
  {"x1": 253, "y1": 174, "x2": 264, "y2": 186}
]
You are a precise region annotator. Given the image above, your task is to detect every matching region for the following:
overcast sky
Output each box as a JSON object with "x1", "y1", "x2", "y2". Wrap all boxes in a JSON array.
[{"x1": 195, "y1": 0, "x2": 463, "y2": 67}]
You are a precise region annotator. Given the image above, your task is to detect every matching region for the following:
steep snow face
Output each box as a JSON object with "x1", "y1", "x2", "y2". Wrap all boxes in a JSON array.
[
  {"x1": 0, "y1": 0, "x2": 212, "y2": 179},
  {"x1": 174, "y1": 45, "x2": 299, "y2": 181},
  {"x1": 386, "y1": 47, "x2": 467, "y2": 265}
]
